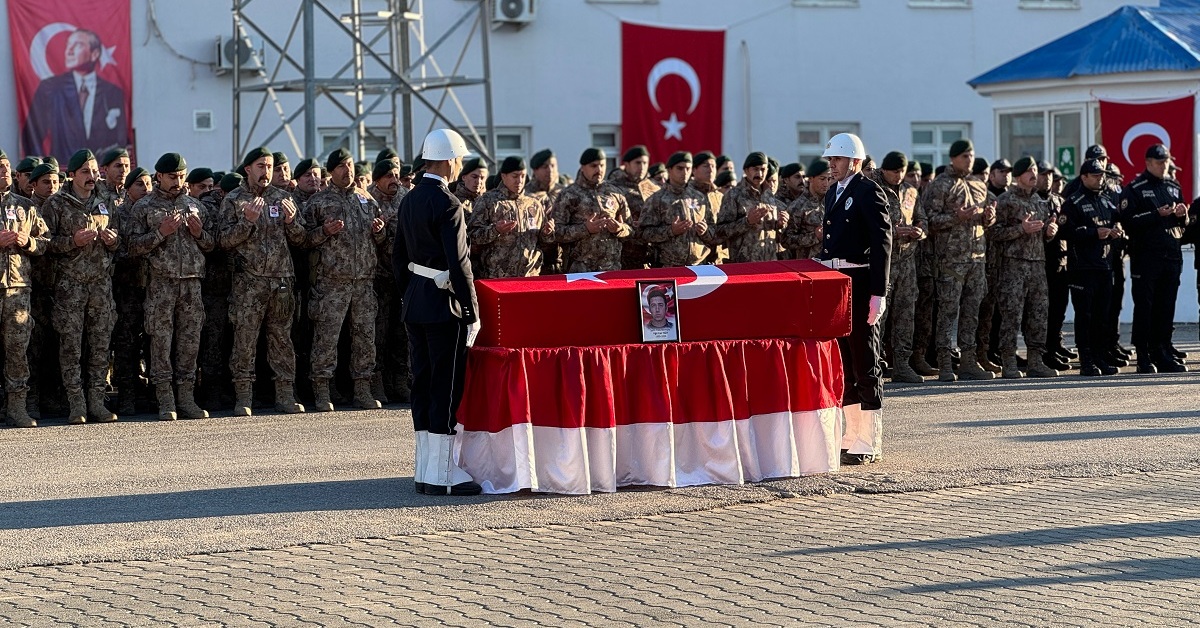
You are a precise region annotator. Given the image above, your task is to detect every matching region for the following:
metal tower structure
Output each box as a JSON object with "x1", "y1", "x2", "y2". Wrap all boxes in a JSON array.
[{"x1": 228, "y1": 0, "x2": 496, "y2": 166}]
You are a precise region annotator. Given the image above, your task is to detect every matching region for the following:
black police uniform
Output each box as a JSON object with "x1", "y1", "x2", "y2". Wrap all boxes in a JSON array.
[
  {"x1": 819, "y1": 172, "x2": 892, "y2": 412},
  {"x1": 1118, "y1": 170, "x2": 1189, "y2": 371},
  {"x1": 1061, "y1": 182, "x2": 1120, "y2": 374},
  {"x1": 393, "y1": 173, "x2": 480, "y2": 436}
]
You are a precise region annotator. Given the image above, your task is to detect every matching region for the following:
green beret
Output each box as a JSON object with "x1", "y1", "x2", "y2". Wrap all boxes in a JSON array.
[
  {"x1": 293, "y1": 158, "x2": 318, "y2": 179},
  {"x1": 0, "y1": 148, "x2": 6, "y2": 161},
  {"x1": 124, "y1": 167, "x2": 149, "y2": 189},
  {"x1": 241, "y1": 146, "x2": 272, "y2": 169},
  {"x1": 500, "y1": 155, "x2": 526, "y2": 175},
  {"x1": 742, "y1": 152, "x2": 768, "y2": 169},
  {"x1": 29, "y1": 163, "x2": 57, "y2": 183},
  {"x1": 622, "y1": 145, "x2": 649, "y2": 162},
  {"x1": 43, "y1": 156, "x2": 60, "y2": 172},
  {"x1": 373, "y1": 159, "x2": 399, "y2": 181},
  {"x1": 99, "y1": 148, "x2": 129, "y2": 167},
  {"x1": 325, "y1": 148, "x2": 353, "y2": 173},
  {"x1": 780, "y1": 162, "x2": 803, "y2": 178},
  {"x1": 580, "y1": 147, "x2": 606, "y2": 165},
  {"x1": 906, "y1": 161, "x2": 921, "y2": 175},
  {"x1": 949, "y1": 139, "x2": 974, "y2": 158},
  {"x1": 1012, "y1": 156, "x2": 1037, "y2": 177},
  {"x1": 399, "y1": 164, "x2": 413, "y2": 177},
  {"x1": 530, "y1": 149, "x2": 554, "y2": 170},
  {"x1": 67, "y1": 149, "x2": 96, "y2": 173},
  {"x1": 16, "y1": 157, "x2": 42, "y2": 174},
  {"x1": 219, "y1": 172, "x2": 244, "y2": 192},
  {"x1": 272, "y1": 152, "x2": 289, "y2": 166},
  {"x1": 880, "y1": 151, "x2": 908, "y2": 172},
  {"x1": 694, "y1": 151, "x2": 716, "y2": 165},
  {"x1": 154, "y1": 152, "x2": 187, "y2": 174},
  {"x1": 186, "y1": 167, "x2": 214, "y2": 184},
  {"x1": 376, "y1": 147, "x2": 398, "y2": 164},
  {"x1": 716, "y1": 154, "x2": 732, "y2": 169},
  {"x1": 807, "y1": 158, "x2": 830, "y2": 178},
  {"x1": 355, "y1": 162, "x2": 371, "y2": 178},
  {"x1": 666, "y1": 151, "x2": 692, "y2": 169},
  {"x1": 648, "y1": 162, "x2": 666, "y2": 178},
  {"x1": 971, "y1": 157, "x2": 988, "y2": 175},
  {"x1": 714, "y1": 171, "x2": 735, "y2": 187},
  {"x1": 920, "y1": 162, "x2": 933, "y2": 175},
  {"x1": 460, "y1": 157, "x2": 483, "y2": 177},
  {"x1": 766, "y1": 161, "x2": 779, "y2": 178}
]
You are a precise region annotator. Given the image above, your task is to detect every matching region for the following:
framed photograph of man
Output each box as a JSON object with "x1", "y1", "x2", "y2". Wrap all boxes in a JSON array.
[{"x1": 638, "y1": 280, "x2": 680, "y2": 343}]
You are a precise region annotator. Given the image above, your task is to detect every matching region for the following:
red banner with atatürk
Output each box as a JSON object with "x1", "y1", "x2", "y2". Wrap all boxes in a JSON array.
[
  {"x1": 1100, "y1": 95, "x2": 1194, "y2": 200},
  {"x1": 7, "y1": 0, "x2": 133, "y2": 162}
]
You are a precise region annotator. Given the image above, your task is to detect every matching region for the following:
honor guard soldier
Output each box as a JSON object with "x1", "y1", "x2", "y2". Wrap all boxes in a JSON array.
[
  {"x1": 638, "y1": 151, "x2": 719, "y2": 268},
  {"x1": 816, "y1": 133, "x2": 892, "y2": 465},
  {"x1": 1062, "y1": 159, "x2": 1123, "y2": 376},
  {"x1": 715, "y1": 152, "x2": 789, "y2": 262},
  {"x1": 552, "y1": 148, "x2": 633, "y2": 273},
  {"x1": 393, "y1": 128, "x2": 482, "y2": 496},
  {"x1": 466, "y1": 155, "x2": 554, "y2": 278}
]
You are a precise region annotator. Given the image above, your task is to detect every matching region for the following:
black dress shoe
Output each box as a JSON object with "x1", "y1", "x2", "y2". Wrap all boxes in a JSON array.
[
  {"x1": 1103, "y1": 350, "x2": 1129, "y2": 368},
  {"x1": 414, "y1": 482, "x2": 428, "y2": 493},
  {"x1": 1114, "y1": 344, "x2": 1132, "y2": 358},
  {"x1": 841, "y1": 451, "x2": 878, "y2": 465},
  {"x1": 1168, "y1": 346, "x2": 1188, "y2": 361},
  {"x1": 421, "y1": 481, "x2": 483, "y2": 496},
  {"x1": 1136, "y1": 360, "x2": 1157, "y2": 374},
  {"x1": 1079, "y1": 364, "x2": 1102, "y2": 376},
  {"x1": 1061, "y1": 346, "x2": 1079, "y2": 359},
  {"x1": 1044, "y1": 354, "x2": 1070, "y2": 371},
  {"x1": 1094, "y1": 358, "x2": 1119, "y2": 375}
]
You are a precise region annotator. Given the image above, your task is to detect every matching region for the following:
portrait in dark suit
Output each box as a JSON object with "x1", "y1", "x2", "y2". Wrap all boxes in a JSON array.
[{"x1": 22, "y1": 29, "x2": 128, "y2": 162}]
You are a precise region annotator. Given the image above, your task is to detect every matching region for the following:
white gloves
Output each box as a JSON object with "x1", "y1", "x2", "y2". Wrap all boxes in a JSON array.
[
  {"x1": 466, "y1": 321, "x2": 481, "y2": 348},
  {"x1": 867, "y1": 295, "x2": 886, "y2": 326}
]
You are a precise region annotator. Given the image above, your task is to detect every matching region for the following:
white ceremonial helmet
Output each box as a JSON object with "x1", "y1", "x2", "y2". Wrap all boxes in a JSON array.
[
  {"x1": 822, "y1": 133, "x2": 867, "y2": 160},
  {"x1": 421, "y1": 128, "x2": 470, "y2": 161}
]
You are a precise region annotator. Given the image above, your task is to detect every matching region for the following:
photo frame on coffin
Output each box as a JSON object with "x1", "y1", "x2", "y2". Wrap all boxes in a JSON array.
[{"x1": 638, "y1": 279, "x2": 680, "y2": 343}]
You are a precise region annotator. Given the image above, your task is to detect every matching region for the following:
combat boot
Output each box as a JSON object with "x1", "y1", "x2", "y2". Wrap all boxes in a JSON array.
[
  {"x1": 66, "y1": 388, "x2": 87, "y2": 424},
  {"x1": 1025, "y1": 349, "x2": 1060, "y2": 378},
  {"x1": 176, "y1": 382, "x2": 209, "y2": 419},
  {"x1": 353, "y1": 378, "x2": 382, "y2": 410},
  {"x1": 1043, "y1": 350, "x2": 1070, "y2": 372},
  {"x1": 937, "y1": 350, "x2": 956, "y2": 383},
  {"x1": 1094, "y1": 354, "x2": 1119, "y2": 376},
  {"x1": 390, "y1": 371, "x2": 411, "y2": 403},
  {"x1": 274, "y1": 380, "x2": 305, "y2": 414},
  {"x1": 6, "y1": 390, "x2": 37, "y2": 428},
  {"x1": 370, "y1": 372, "x2": 389, "y2": 405},
  {"x1": 1154, "y1": 347, "x2": 1188, "y2": 373},
  {"x1": 156, "y1": 383, "x2": 177, "y2": 421},
  {"x1": 890, "y1": 355, "x2": 924, "y2": 383},
  {"x1": 1001, "y1": 354, "x2": 1024, "y2": 379},
  {"x1": 910, "y1": 354, "x2": 938, "y2": 377},
  {"x1": 233, "y1": 381, "x2": 253, "y2": 416},
  {"x1": 1079, "y1": 350, "x2": 1102, "y2": 376},
  {"x1": 88, "y1": 389, "x2": 117, "y2": 423},
  {"x1": 1135, "y1": 348, "x2": 1157, "y2": 374},
  {"x1": 958, "y1": 349, "x2": 995, "y2": 381},
  {"x1": 117, "y1": 393, "x2": 137, "y2": 416},
  {"x1": 25, "y1": 388, "x2": 40, "y2": 421},
  {"x1": 978, "y1": 352, "x2": 1003, "y2": 375},
  {"x1": 312, "y1": 378, "x2": 334, "y2": 412}
]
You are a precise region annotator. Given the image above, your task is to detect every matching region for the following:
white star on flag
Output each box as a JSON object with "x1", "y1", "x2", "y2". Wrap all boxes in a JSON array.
[
  {"x1": 565, "y1": 272, "x2": 606, "y2": 283},
  {"x1": 661, "y1": 113, "x2": 686, "y2": 141},
  {"x1": 100, "y1": 45, "x2": 117, "y2": 70}
]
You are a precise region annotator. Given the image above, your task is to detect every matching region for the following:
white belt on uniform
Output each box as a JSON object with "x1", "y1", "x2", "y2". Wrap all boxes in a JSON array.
[
  {"x1": 408, "y1": 262, "x2": 455, "y2": 292},
  {"x1": 816, "y1": 258, "x2": 869, "y2": 270}
]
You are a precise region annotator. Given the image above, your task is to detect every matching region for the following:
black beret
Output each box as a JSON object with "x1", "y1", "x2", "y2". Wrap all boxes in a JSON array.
[
  {"x1": 500, "y1": 155, "x2": 526, "y2": 175},
  {"x1": 780, "y1": 162, "x2": 803, "y2": 178},
  {"x1": 949, "y1": 139, "x2": 974, "y2": 158},
  {"x1": 880, "y1": 151, "x2": 907, "y2": 172},
  {"x1": 272, "y1": 152, "x2": 289, "y2": 166},
  {"x1": 241, "y1": 147, "x2": 272, "y2": 169},
  {"x1": 1146, "y1": 144, "x2": 1170, "y2": 160},
  {"x1": 716, "y1": 154, "x2": 732, "y2": 169},
  {"x1": 694, "y1": 151, "x2": 716, "y2": 165},
  {"x1": 355, "y1": 162, "x2": 371, "y2": 178},
  {"x1": 530, "y1": 148, "x2": 554, "y2": 170},
  {"x1": 990, "y1": 159, "x2": 1012, "y2": 172},
  {"x1": 67, "y1": 149, "x2": 96, "y2": 173},
  {"x1": 219, "y1": 172, "x2": 244, "y2": 192},
  {"x1": 411, "y1": 155, "x2": 426, "y2": 173},
  {"x1": 714, "y1": 171, "x2": 735, "y2": 187},
  {"x1": 622, "y1": 145, "x2": 649, "y2": 162},
  {"x1": 971, "y1": 157, "x2": 988, "y2": 175},
  {"x1": 1085, "y1": 144, "x2": 1107, "y2": 160},
  {"x1": 124, "y1": 167, "x2": 149, "y2": 189},
  {"x1": 154, "y1": 152, "x2": 187, "y2": 174},
  {"x1": 1079, "y1": 158, "x2": 1104, "y2": 176},
  {"x1": 920, "y1": 162, "x2": 934, "y2": 176},
  {"x1": 29, "y1": 163, "x2": 57, "y2": 183},
  {"x1": 186, "y1": 167, "x2": 214, "y2": 184},
  {"x1": 742, "y1": 152, "x2": 768, "y2": 169},
  {"x1": 99, "y1": 148, "x2": 129, "y2": 167},
  {"x1": 373, "y1": 159, "x2": 399, "y2": 181},
  {"x1": 580, "y1": 147, "x2": 606, "y2": 165},
  {"x1": 293, "y1": 158, "x2": 318, "y2": 179},
  {"x1": 460, "y1": 157, "x2": 483, "y2": 177},
  {"x1": 325, "y1": 148, "x2": 353, "y2": 172},
  {"x1": 398, "y1": 164, "x2": 413, "y2": 177},
  {"x1": 16, "y1": 157, "x2": 42, "y2": 173},
  {"x1": 766, "y1": 161, "x2": 779, "y2": 178},
  {"x1": 807, "y1": 158, "x2": 830, "y2": 178},
  {"x1": 485, "y1": 173, "x2": 500, "y2": 191},
  {"x1": 1012, "y1": 156, "x2": 1037, "y2": 177},
  {"x1": 666, "y1": 151, "x2": 692, "y2": 169},
  {"x1": 648, "y1": 162, "x2": 666, "y2": 178},
  {"x1": 376, "y1": 147, "x2": 398, "y2": 164},
  {"x1": 1037, "y1": 160, "x2": 1054, "y2": 173}
]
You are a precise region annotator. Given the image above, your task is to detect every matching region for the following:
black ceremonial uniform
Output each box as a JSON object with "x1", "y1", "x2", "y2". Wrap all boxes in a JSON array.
[
  {"x1": 1061, "y1": 184, "x2": 1119, "y2": 373},
  {"x1": 393, "y1": 173, "x2": 480, "y2": 436}
]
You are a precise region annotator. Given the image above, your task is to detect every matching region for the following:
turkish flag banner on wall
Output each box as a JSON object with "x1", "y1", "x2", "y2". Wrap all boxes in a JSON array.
[
  {"x1": 7, "y1": 0, "x2": 134, "y2": 162},
  {"x1": 621, "y1": 22, "x2": 724, "y2": 162},
  {"x1": 1100, "y1": 95, "x2": 1194, "y2": 200}
]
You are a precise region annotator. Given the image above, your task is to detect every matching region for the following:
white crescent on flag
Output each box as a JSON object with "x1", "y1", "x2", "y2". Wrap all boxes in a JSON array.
[
  {"x1": 30, "y1": 22, "x2": 77, "y2": 80},
  {"x1": 647, "y1": 57, "x2": 701, "y2": 115},
  {"x1": 1121, "y1": 122, "x2": 1171, "y2": 164},
  {"x1": 677, "y1": 264, "x2": 727, "y2": 300}
]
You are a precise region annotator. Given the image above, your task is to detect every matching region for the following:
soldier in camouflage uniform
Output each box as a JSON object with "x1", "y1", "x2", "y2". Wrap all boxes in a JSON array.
[
  {"x1": 304, "y1": 148, "x2": 387, "y2": 412},
  {"x1": 909, "y1": 161, "x2": 939, "y2": 376},
  {"x1": 43, "y1": 150, "x2": 121, "y2": 424},
  {"x1": 715, "y1": 152, "x2": 789, "y2": 263},
  {"x1": 922, "y1": 139, "x2": 997, "y2": 382},
  {"x1": 271, "y1": 152, "x2": 296, "y2": 194},
  {"x1": 986, "y1": 157, "x2": 1060, "y2": 379},
  {"x1": 607, "y1": 145, "x2": 659, "y2": 270},
  {"x1": 14, "y1": 158, "x2": 41, "y2": 198},
  {"x1": 467, "y1": 156, "x2": 555, "y2": 278},
  {"x1": 127, "y1": 153, "x2": 216, "y2": 420},
  {"x1": 976, "y1": 159, "x2": 1014, "y2": 374},
  {"x1": 22, "y1": 163, "x2": 63, "y2": 419},
  {"x1": 368, "y1": 159, "x2": 410, "y2": 403},
  {"x1": 0, "y1": 149, "x2": 51, "y2": 427},
  {"x1": 687, "y1": 151, "x2": 726, "y2": 264},
  {"x1": 186, "y1": 168, "x2": 215, "y2": 200},
  {"x1": 219, "y1": 148, "x2": 312, "y2": 416},
  {"x1": 197, "y1": 173, "x2": 240, "y2": 408},
  {"x1": 872, "y1": 152, "x2": 927, "y2": 383},
  {"x1": 781, "y1": 158, "x2": 832, "y2": 260},
  {"x1": 552, "y1": 148, "x2": 632, "y2": 273},
  {"x1": 453, "y1": 157, "x2": 486, "y2": 210},
  {"x1": 639, "y1": 152, "x2": 720, "y2": 268},
  {"x1": 526, "y1": 149, "x2": 566, "y2": 274},
  {"x1": 775, "y1": 162, "x2": 805, "y2": 208}
]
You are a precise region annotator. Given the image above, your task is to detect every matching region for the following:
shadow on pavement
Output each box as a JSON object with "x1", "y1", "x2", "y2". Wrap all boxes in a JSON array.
[
  {"x1": 942, "y1": 409, "x2": 1200, "y2": 428},
  {"x1": 886, "y1": 372, "x2": 1194, "y2": 397},
  {"x1": 894, "y1": 556, "x2": 1200, "y2": 593},
  {"x1": 1009, "y1": 426, "x2": 1200, "y2": 441}
]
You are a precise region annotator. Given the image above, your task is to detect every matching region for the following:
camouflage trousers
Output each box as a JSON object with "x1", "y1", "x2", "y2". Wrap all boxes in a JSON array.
[
  {"x1": 887, "y1": 254, "x2": 918, "y2": 360},
  {"x1": 1, "y1": 288, "x2": 34, "y2": 393},
  {"x1": 935, "y1": 260, "x2": 987, "y2": 352},
  {"x1": 374, "y1": 276, "x2": 409, "y2": 378},
  {"x1": 310, "y1": 278, "x2": 376, "y2": 381},
  {"x1": 229, "y1": 273, "x2": 297, "y2": 383},
  {"x1": 997, "y1": 258, "x2": 1049, "y2": 355},
  {"x1": 53, "y1": 278, "x2": 116, "y2": 392},
  {"x1": 144, "y1": 277, "x2": 205, "y2": 385},
  {"x1": 975, "y1": 254, "x2": 1003, "y2": 355},
  {"x1": 112, "y1": 279, "x2": 147, "y2": 395}
]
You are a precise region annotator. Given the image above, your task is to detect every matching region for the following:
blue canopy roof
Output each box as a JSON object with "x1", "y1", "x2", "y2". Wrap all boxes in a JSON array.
[{"x1": 969, "y1": 3, "x2": 1200, "y2": 88}]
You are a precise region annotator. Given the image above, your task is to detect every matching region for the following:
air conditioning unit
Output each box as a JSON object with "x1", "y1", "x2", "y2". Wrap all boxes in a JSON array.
[
  {"x1": 493, "y1": 0, "x2": 535, "y2": 25},
  {"x1": 215, "y1": 36, "x2": 264, "y2": 74}
]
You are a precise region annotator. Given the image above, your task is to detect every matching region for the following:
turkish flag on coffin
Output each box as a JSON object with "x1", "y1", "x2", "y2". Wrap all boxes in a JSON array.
[
  {"x1": 621, "y1": 22, "x2": 724, "y2": 161},
  {"x1": 1100, "y1": 96, "x2": 1194, "y2": 201}
]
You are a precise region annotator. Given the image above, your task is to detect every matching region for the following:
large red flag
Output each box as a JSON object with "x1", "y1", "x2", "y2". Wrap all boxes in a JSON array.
[
  {"x1": 621, "y1": 23, "x2": 724, "y2": 162},
  {"x1": 1099, "y1": 95, "x2": 1194, "y2": 200},
  {"x1": 7, "y1": 0, "x2": 134, "y2": 162}
]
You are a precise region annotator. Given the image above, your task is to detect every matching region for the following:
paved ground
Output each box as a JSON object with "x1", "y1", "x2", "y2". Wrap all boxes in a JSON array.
[{"x1": 1, "y1": 325, "x2": 1198, "y2": 626}]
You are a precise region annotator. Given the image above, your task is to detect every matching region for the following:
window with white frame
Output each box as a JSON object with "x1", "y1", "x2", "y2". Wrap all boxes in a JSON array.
[
  {"x1": 797, "y1": 122, "x2": 860, "y2": 168},
  {"x1": 911, "y1": 123, "x2": 971, "y2": 167},
  {"x1": 793, "y1": 0, "x2": 858, "y2": 7},
  {"x1": 457, "y1": 126, "x2": 530, "y2": 163},
  {"x1": 998, "y1": 112, "x2": 1046, "y2": 163},
  {"x1": 909, "y1": 0, "x2": 970, "y2": 7},
  {"x1": 589, "y1": 124, "x2": 621, "y2": 173},
  {"x1": 320, "y1": 127, "x2": 392, "y2": 161},
  {"x1": 1019, "y1": 0, "x2": 1079, "y2": 9}
]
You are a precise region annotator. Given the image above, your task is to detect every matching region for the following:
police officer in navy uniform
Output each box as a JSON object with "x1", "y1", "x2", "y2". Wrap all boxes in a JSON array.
[
  {"x1": 1118, "y1": 144, "x2": 1190, "y2": 373},
  {"x1": 1061, "y1": 159, "x2": 1122, "y2": 376},
  {"x1": 393, "y1": 128, "x2": 482, "y2": 496},
  {"x1": 817, "y1": 133, "x2": 892, "y2": 465}
]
